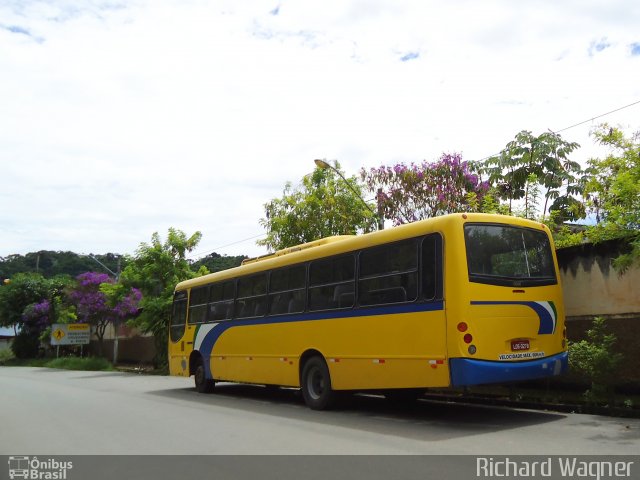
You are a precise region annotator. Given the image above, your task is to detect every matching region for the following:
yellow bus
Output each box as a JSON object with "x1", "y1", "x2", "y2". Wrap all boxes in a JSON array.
[{"x1": 169, "y1": 213, "x2": 568, "y2": 409}]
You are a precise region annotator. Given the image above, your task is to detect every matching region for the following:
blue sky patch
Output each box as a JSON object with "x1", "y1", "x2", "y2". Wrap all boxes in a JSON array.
[
  {"x1": 630, "y1": 42, "x2": 640, "y2": 56},
  {"x1": 589, "y1": 38, "x2": 611, "y2": 56},
  {"x1": 2, "y1": 24, "x2": 44, "y2": 43},
  {"x1": 5, "y1": 25, "x2": 30, "y2": 35},
  {"x1": 400, "y1": 51, "x2": 419, "y2": 62}
]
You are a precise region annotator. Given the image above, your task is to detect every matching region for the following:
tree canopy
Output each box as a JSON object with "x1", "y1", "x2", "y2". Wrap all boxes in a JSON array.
[
  {"x1": 120, "y1": 228, "x2": 206, "y2": 367},
  {"x1": 482, "y1": 130, "x2": 582, "y2": 220},
  {"x1": 584, "y1": 124, "x2": 640, "y2": 271},
  {"x1": 258, "y1": 161, "x2": 377, "y2": 251}
]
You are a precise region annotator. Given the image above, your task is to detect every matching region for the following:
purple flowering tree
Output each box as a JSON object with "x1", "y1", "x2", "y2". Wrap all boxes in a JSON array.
[
  {"x1": 361, "y1": 153, "x2": 489, "y2": 225},
  {"x1": 21, "y1": 299, "x2": 51, "y2": 336},
  {"x1": 69, "y1": 272, "x2": 141, "y2": 357}
]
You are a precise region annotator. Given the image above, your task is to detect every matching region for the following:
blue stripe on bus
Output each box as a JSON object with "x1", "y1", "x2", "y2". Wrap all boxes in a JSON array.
[
  {"x1": 199, "y1": 301, "x2": 444, "y2": 379},
  {"x1": 470, "y1": 301, "x2": 556, "y2": 335},
  {"x1": 449, "y1": 351, "x2": 568, "y2": 386}
]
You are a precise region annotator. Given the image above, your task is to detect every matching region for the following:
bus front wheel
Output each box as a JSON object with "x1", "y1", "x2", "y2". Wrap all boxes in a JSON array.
[
  {"x1": 194, "y1": 358, "x2": 215, "y2": 393},
  {"x1": 301, "y1": 356, "x2": 335, "y2": 410}
]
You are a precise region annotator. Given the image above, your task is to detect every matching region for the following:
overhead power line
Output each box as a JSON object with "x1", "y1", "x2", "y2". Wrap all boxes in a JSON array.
[
  {"x1": 187, "y1": 233, "x2": 266, "y2": 260},
  {"x1": 473, "y1": 99, "x2": 640, "y2": 162},
  {"x1": 552, "y1": 99, "x2": 640, "y2": 134}
]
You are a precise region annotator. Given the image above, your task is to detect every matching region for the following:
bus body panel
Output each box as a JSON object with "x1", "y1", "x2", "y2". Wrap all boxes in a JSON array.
[
  {"x1": 197, "y1": 306, "x2": 448, "y2": 390},
  {"x1": 449, "y1": 352, "x2": 568, "y2": 386}
]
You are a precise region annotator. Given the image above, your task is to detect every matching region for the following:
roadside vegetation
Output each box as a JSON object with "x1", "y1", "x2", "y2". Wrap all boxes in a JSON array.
[{"x1": 0, "y1": 350, "x2": 114, "y2": 371}]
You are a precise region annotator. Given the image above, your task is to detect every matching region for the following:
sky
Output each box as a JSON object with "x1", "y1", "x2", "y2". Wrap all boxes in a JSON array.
[{"x1": 1, "y1": 0, "x2": 639, "y2": 262}]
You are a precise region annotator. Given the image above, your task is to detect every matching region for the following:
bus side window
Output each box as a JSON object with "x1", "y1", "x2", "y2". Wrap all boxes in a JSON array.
[
  {"x1": 170, "y1": 291, "x2": 187, "y2": 342},
  {"x1": 358, "y1": 238, "x2": 418, "y2": 307},
  {"x1": 308, "y1": 255, "x2": 355, "y2": 311},
  {"x1": 269, "y1": 265, "x2": 306, "y2": 315},
  {"x1": 209, "y1": 281, "x2": 234, "y2": 321},
  {"x1": 236, "y1": 273, "x2": 267, "y2": 319},
  {"x1": 421, "y1": 234, "x2": 442, "y2": 301},
  {"x1": 189, "y1": 286, "x2": 209, "y2": 324}
]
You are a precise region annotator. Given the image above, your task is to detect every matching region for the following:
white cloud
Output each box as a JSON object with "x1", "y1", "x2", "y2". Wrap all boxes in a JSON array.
[{"x1": 1, "y1": 0, "x2": 639, "y2": 259}]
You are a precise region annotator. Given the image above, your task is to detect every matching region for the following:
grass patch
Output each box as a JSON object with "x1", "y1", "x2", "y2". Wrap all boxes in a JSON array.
[
  {"x1": 44, "y1": 357, "x2": 115, "y2": 371},
  {"x1": 0, "y1": 355, "x2": 114, "y2": 371}
]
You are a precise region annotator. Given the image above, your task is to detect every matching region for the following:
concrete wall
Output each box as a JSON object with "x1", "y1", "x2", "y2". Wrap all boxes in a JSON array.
[
  {"x1": 88, "y1": 336, "x2": 156, "y2": 364},
  {"x1": 86, "y1": 323, "x2": 156, "y2": 364},
  {"x1": 557, "y1": 238, "x2": 640, "y2": 317},
  {"x1": 557, "y1": 238, "x2": 640, "y2": 386}
]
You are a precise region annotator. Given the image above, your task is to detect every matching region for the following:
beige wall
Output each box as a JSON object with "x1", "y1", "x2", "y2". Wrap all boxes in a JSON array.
[{"x1": 558, "y1": 239, "x2": 640, "y2": 318}]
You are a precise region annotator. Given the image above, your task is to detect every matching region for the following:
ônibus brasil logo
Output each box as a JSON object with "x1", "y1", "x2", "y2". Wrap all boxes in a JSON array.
[{"x1": 8, "y1": 456, "x2": 73, "y2": 480}]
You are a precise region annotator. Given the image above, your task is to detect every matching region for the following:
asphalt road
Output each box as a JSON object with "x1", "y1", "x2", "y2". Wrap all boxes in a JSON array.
[{"x1": 1, "y1": 366, "x2": 639, "y2": 455}]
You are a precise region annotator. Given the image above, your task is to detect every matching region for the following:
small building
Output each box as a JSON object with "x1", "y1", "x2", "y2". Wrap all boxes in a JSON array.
[{"x1": 0, "y1": 326, "x2": 15, "y2": 351}]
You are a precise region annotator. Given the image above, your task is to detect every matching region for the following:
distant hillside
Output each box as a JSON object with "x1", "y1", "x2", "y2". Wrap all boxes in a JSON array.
[
  {"x1": 0, "y1": 250, "x2": 247, "y2": 281},
  {"x1": 0, "y1": 251, "x2": 125, "y2": 279},
  {"x1": 190, "y1": 252, "x2": 247, "y2": 274}
]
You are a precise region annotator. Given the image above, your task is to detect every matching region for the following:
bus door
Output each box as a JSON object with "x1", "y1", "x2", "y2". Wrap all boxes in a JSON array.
[{"x1": 168, "y1": 291, "x2": 189, "y2": 376}]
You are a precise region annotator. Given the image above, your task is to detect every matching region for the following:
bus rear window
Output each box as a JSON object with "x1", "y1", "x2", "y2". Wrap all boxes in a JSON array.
[{"x1": 464, "y1": 224, "x2": 556, "y2": 287}]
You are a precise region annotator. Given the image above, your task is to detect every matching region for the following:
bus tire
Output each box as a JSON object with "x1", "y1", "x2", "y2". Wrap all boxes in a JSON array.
[
  {"x1": 301, "y1": 356, "x2": 335, "y2": 410},
  {"x1": 194, "y1": 358, "x2": 215, "y2": 394}
]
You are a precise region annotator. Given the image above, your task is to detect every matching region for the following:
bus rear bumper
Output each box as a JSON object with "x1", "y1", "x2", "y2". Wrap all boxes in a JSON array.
[{"x1": 449, "y1": 351, "x2": 568, "y2": 387}]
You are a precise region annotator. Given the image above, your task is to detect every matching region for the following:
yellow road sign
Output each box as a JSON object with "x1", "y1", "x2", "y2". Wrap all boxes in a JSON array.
[{"x1": 50, "y1": 323, "x2": 90, "y2": 345}]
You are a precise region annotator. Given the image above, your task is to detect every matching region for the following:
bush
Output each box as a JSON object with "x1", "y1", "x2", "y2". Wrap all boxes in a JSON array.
[
  {"x1": 0, "y1": 348, "x2": 15, "y2": 365},
  {"x1": 11, "y1": 331, "x2": 40, "y2": 359},
  {"x1": 44, "y1": 356, "x2": 114, "y2": 371},
  {"x1": 569, "y1": 317, "x2": 623, "y2": 404}
]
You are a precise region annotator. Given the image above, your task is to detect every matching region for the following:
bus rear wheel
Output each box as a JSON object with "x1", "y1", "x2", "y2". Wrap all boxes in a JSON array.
[
  {"x1": 301, "y1": 356, "x2": 336, "y2": 410},
  {"x1": 194, "y1": 358, "x2": 215, "y2": 393}
]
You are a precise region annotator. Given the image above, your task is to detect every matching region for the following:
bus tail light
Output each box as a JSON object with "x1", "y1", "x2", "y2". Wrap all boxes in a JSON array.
[
  {"x1": 468, "y1": 345, "x2": 477, "y2": 355},
  {"x1": 457, "y1": 322, "x2": 468, "y2": 332},
  {"x1": 463, "y1": 333, "x2": 473, "y2": 344}
]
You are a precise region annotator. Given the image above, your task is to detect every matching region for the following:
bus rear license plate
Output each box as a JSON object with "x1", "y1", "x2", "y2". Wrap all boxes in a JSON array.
[{"x1": 511, "y1": 340, "x2": 530, "y2": 351}]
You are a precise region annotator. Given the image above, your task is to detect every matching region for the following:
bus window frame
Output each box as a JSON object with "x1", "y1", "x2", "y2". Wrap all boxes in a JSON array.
[
  {"x1": 208, "y1": 280, "x2": 236, "y2": 322},
  {"x1": 170, "y1": 290, "x2": 188, "y2": 342},
  {"x1": 268, "y1": 264, "x2": 307, "y2": 316},
  {"x1": 188, "y1": 285, "x2": 210, "y2": 325},
  {"x1": 357, "y1": 237, "x2": 420, "y2": 308},
  {"x1": 175, "y1": 232, "x2": 445, "y2": 328},
  {"x1": 235, "y1": 272, "x2": 268, "y2": 319},
  {"x1": 308, "y1": 253, "x2": 356, "y2": 312},
  {"x1": 464, "y1": 223, "x2": 557, "y2": 288}
]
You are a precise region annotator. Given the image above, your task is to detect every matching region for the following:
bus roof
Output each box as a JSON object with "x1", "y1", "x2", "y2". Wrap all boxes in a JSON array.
[{"x1": 176, "y1": 213, "x2": 549, "y2": 291}]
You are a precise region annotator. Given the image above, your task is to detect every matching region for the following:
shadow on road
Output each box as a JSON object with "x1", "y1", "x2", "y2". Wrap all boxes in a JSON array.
[{"x1": 148, "y1": 382, "x2": 566, "y2": 442}]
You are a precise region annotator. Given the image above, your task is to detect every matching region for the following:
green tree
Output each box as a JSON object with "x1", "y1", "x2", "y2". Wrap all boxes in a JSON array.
[
  {"x1": 0, "y1": 273, "x2": 51, "y2": 329},
  {"x1": 483, "y1": 130, "x2": 581, "y2": 220},
  {"x1": 120, "y1": 228, "x2": 206, "y2": 368},
  {"x1": 584, "y1": 124, "x2": 640, "y2": 272},
  {"x1": 0, "y1": 273, "x2": 74, "y2": 358},
  {"x1": 258, "y1": 161, "x2": 376, "y2": 251}
]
